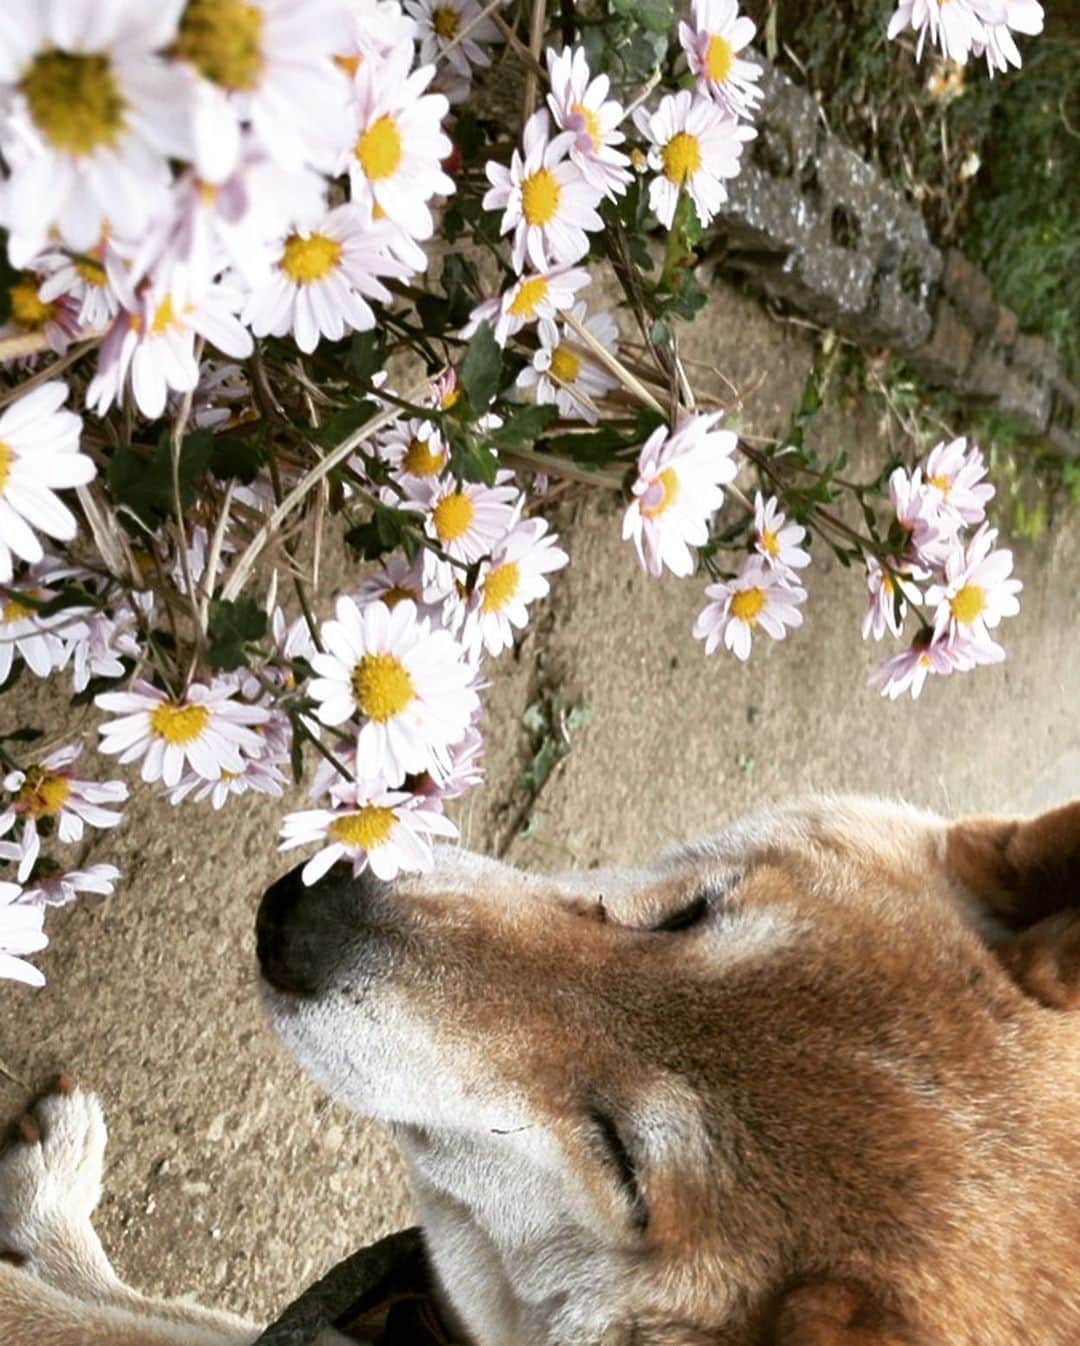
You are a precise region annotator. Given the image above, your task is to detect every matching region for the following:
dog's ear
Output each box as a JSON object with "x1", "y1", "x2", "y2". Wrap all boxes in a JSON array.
[
  {"x1": 947, "y1": 801, "x2": 1080, "y2": 1008},
  {"x1": 772, "y1": 1281, "x2": 921, "y2": 1345},
  {"x1": 946, "y1": 801, "x2": 1080, "y2": 929}
]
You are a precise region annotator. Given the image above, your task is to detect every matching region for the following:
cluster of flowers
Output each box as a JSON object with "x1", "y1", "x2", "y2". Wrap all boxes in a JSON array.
[
  {"x1": 866, "y1": 437, "x2": 1021, "y2": 699},
  {"x1": 887, "y1": 0, "x2": 1044, "y2": 74},
  {"x1": 0, "y1": 0, "x2": 1043, "y2": 989},
  {"x1": 0, "y1": 0, "x2": 464, "y2": 409}
]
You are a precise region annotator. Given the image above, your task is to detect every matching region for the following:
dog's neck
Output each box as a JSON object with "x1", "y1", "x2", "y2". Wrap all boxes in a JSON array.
[{"x1": 395, "y1": 1125, "x2": 623, "y2": 1346}]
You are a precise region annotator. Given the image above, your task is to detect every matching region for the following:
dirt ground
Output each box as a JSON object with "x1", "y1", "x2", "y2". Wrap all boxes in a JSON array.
[{"x1": 2, "y1": 278, "x2": 1078, "y2": 1325}]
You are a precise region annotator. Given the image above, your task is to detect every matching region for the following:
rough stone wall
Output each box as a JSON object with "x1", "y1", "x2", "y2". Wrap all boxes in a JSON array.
[{"x1": 705, "y1": 57, "x2": 1079, "y2": 457}]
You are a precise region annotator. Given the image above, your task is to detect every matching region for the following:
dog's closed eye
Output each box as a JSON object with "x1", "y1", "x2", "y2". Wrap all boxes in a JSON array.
[
  {"x1": 588, "y1": 1105, "x2": 649, "y2": 1233},
  {"x1": 651, "y1": 892, "x2": 712, "y2": 933}
]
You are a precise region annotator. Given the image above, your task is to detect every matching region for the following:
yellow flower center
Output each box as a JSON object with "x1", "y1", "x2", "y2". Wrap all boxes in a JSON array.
[
  {"x1": 10, "y1": 280, "x2": 54, "y2": 330},
  {"x1": 570, "y1": 100, "x2": 602, "y2": 149},
  {"x1": 520, "y1": 167, "x2": 561, "y2": 226},
  {"x1": 382, "y1": 584, "x2": 418, "y2": 609},
  {"x1": 432, "y1": 5, "x2": 461, "y2": 38},
  {"x1": 15, "y1": 769, "x2": 72, "y2": 819},
  {"x1": 328, "y1": 805, "x2": 397, "y2": 851},
  {"x1": 151, "y1": 294, "x2": 181, "y2": 336},
  {"x1": 2, "y1": 595, "x2": 33, "y2": 623},
  {"x1": 74, "y1": 254, "x2": 107, "y2": 287},
  {"x1": 549, "y1": 344, "x2": 581, "y2": 383},
  {"x1": 0, "y1": 442, "x2": 12, "y2": 495},
  {"x1": 176, "y1": 0, "x2": 266, "y2": 92},
  {"x1": 704, "y1": 34, "x2": 734, "y2": 85},
  {"x1": 640, "y1": 467, "x2": 680, "y2": 519},
  {"x1": 439, "y1": 384, "x2": 460, "y2": 409},
  {"x1": 761, "y1": 527, "x2": 780, "y2": 558},
  {"x1": 20, "y1": 49, "x2": 127, "y2": 155},
  {"x1": 949, "y1": 583, "x2": 986, "y2": 626},
  {"x1": 351, "y1": 652, "x2": 415, "y2": 722},
  {"x1": 730, "y1": 587, "x2": 766, "y2": 624},
  {"x1": 508, "y1": 275, "x2": 550, "y2": 318},
  {"x1": 334, "y1": 52, "x2": 361, "y2": 77},
  {"x1": 927, "y1": 472, "x2": 951, "y2": 495},
  {"x1": 279, "y1": 232, "x2": 343, "y2": 284},
  {"x1": 432, "y1": 490, "x2": 475, "y2": 542},
  {"x1": 403, "y1": 437, "x2": 446, "y2": 477},
  {"x1": 356, "y1": 115, "x2": 404, "y2": 181},
  {"x1": 662, "y1": 131, "x2": 703, "y2": 185},
  {"x1": 149, "y1": 701, "x2": 211, "y2": 745},
  {"x1": 481, "y1": 560, "x2": 520, "y2": 613}
]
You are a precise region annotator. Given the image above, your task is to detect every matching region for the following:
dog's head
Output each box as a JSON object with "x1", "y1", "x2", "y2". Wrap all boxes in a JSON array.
[{"x1": 258, "y1": 795, "x2": 1080, "y2": 1346}]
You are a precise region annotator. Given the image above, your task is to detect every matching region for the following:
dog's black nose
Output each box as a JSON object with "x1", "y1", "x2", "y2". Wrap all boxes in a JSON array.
[{"x1": 256, "y1": 865, "x2": 324, "y2": 996}]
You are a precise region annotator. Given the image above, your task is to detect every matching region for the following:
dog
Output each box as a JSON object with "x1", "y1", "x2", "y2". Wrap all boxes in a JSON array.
[{"x1": 0, "y1": 794, "x2": 1077, "y2": 1345}]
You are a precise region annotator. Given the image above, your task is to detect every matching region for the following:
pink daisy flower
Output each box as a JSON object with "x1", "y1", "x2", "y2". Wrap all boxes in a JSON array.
[
  {"x1": 753, "y1": 493, "x2": 810, "y2": 572},
  {"x1": 678, "y1": 0, "x2": 763, "y2": 120},
  {"x1": 0, "y1": 882, "x2": 47, "y2": 987},
  {"x1": 920, "y1": 436, "x2": 995, "y2": 531},
  {"x1": 887, "y1": 0, "x2": 1004, "y2": 65},
  {"x1": 861, "y1": 556, "x2": 923, "y2": 642},
  {"x1": 869, "y1": 628, "x2": 979, "y2": 701},
  {"x1": 483, "y1": 109, "x2": 603, "y2": 273},
  {"x1": 925, "y1": 524, "x2": 1022, "y2": 649},
  {"x1": 545, "y1": 46, "x2": 631, "y2": 200},
  {"x1": 623, "y1": 413, "x2": 738, "y2": 578},
  {"x1": 693, "y1": 555, "x2": 806, "y2": 661}
]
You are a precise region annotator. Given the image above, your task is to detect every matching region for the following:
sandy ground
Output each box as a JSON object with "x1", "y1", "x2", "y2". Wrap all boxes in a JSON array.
[{"x1": 2, "y1": 278, "x2": 1078, "y2": 1325}]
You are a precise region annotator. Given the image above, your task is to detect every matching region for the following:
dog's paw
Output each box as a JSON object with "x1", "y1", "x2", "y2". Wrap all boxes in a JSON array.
[{"x1": 0, "y1": 1080, "x2": 110, "y2": 1282}]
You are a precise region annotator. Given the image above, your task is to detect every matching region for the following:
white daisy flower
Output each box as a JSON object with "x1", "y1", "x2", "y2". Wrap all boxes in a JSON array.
[
  {"x1": 138, "y1": 153, "x2": 327, "y2": 294},
  {"x1": 459, "y1": 517, "x2": 569, "y2": 659},
  {"x1": 174, "y1": 0, "x2": 354, "y2": 181},
  {"x1": 622, "y1": 413, "x2": 738, "y2": 578},
  {"x1": 307, "y1": 596, "x2": 480, "y2": 787},
  {"x1": 515, "y1": 302, "x2": 619, "y2": 425},
  {"x1": 280, "y1": 786, "x2": 458, "y2": 884},
  {"x1": 36, "y1": 238, "x2": 124, "y2": 331},
  {"x1": 345, "y1": 43, "x2": 454, "y2": 247},
  {"x1": 413, "y1": 724, "x2": 484, "y2": 803},
  {"x1": 244, "y1": 204, "x2": 408, "y2": 353},
  {"x1": 0, "y1": 382, "x2": 94, "y2": 583},
  {"x1": 96, "y1": 677, "x2": 270, "y2": 788},
  {"x1": 166, "y1": 753, "x2": 288, "y2": 809},
  {"x1": 925, "y1": 524, "x2": 1022, "y2": 647},
  {"x1": 339, "y1": 0, "x2": 418, "y2": 70},
  {"x1": 0, "y1": 572, "x2": 70, "y2": 684},
  {"x1": 861, "y1": 556, "x2": 923, "y2": 642},
  {"x1": 417, "y1": 474, "x2": 521, "y2": 595},
  {"x1": 888, "y1": 465, "x2": 951, "y2": 568},
  {"x1": 634, "y1": 89, "x2": 755, "y2": 229},
  {"x1": 753, "y1": 493, "x2": 810, "y2": 572},
  {"x1": 1, "y1": 744, "x2": 127, "y2": 853},
  {"x1": 461, "y1": 265, "x2": 592, "y2": 347},
  {"x1": 886, "y1": 0, "x2": 1004, "y2": 65},
  {"x1": 974, "y1": 1, "x2": 1044, "y2": 74},
  {"x1": 0, "y1": 0, "x2": 189, "y2": 264},
  {"x1": 483, "y1": 109, "x2": 604, "y2": 273},
  {"x1": 87, "y1": 275, "x2": 254, "y2": 420},
  {"x1": 1, "y1": 272, "x2": 82, "y2": 354},
  {"x1": 356, "y1": 551, "x2": 447, "y2": 624},
  {"x1": 375, "y1": 417, "x2": 449, "y2": 485},
  {"x1": 920, "y1": 436, "x2": 995, "y2": 531},
  {"x1": 546, "y1": 46, "x2": 631, "y2": 200},
  {"x1": 0, "y1": 882, "x2": 47, "y2": 987},
  {"x1": 22, "y1": 863, "x2": 120, "y2": 910},
  {"x1": 869, "y1": 629, "x2": 979, "y2": 701},
  {"x1": 60, "y1": 604, "x2": 142, "y2": 692},
  {"x1": 405, "y1": 0, "x2": 500, "y2": 82},
  {"x1": 693, "y1": 555, "x2": 806, "y2": 661},
  {"x1": 678, "y1": 0, "x2": 763, "y2": 120}
]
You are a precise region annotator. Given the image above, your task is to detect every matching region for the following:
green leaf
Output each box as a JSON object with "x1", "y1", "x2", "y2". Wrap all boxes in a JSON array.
[
  {"x1": 314, "y1": 399, "x2": 379, "y2": 447},
  {"x1": 345, "y1": 331, "x2": 385, "y2": 381},
  {"x1": 106, "y1": 430, "x2": 214, "y2": 528},
  {"x1": 207, "y1": 597, "x2": 268, "y2": 672},
  {"x1": 209, "y1": 435, "x2": 266, "y2": 485},
  {"x1": 487, "y1": 403, "x2": 557, "y2": 449},
  {"x1": 459, "y1": 320, "x2": 502, "y2": 415},
  {"x1": 546, "y1": 427, "x2": 626, "y2": 466},
  {"x1": 449, "y1": 437, "x2": 499, "y2": 485},
  {"x1": 612, "y1": 0, "x2": 674, "y2": 31},
  {"x1": 344, "y1": 502, "x2": 414, "y2": 560}
]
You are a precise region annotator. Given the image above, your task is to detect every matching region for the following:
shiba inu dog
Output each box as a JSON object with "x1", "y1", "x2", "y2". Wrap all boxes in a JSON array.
[{"x1": 1, "y1": 795, "x2": 1077, "y2": 1345}]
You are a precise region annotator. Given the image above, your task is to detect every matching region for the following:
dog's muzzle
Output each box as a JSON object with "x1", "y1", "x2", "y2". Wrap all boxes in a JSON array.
[{"x1": 257, "y1": 862, "x2": 390, "y2": 997}]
